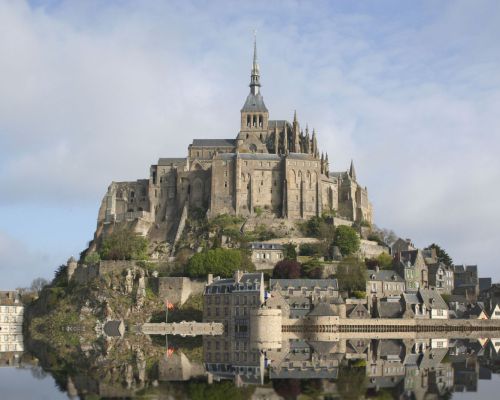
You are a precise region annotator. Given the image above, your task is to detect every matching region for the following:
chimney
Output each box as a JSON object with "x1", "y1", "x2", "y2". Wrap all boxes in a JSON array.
[
  {"x1": 375, "y1": 265, "x2": 380, "y2": 273},
  {"x1": 207, "y1": 274, "x2": 213, "y2": 285}
]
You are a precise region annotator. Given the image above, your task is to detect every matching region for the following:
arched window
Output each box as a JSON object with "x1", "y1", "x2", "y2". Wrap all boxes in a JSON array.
[{"x1": 247, "y1": 115, "x2": 251, "y2": 127}]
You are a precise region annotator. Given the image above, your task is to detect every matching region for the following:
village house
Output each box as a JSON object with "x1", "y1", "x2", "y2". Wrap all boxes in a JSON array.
[
  {"x1": 428, "y1": 263, "x2": 454, "y2": 295},
  {"x1": 391, "y1": 238, "x2": 416, "y2": 255},
  {"x1": 366, "y1": 267, "x2": 405, "y2": 307},
  {"x1": 394, "y1": 250, "x2": 429, "y2": 291},
  {"x1": 401, "y1": 289, "x2": 449, "y2": 319},
  {"x1": 481, "y1": 284, "x2": 500, "y2": 318},
  {"x1": 202, "y1": 271, "x2": 265, "y2": 374},
  {"x1": 0, "y1": 291, "x2": 24, "y2": 353},
  {"x1": 453, "y1": 265, "x2": 479, "y2": 300},
  {"x1": 249, "y1": 242, "x2": 284, "y2": 270}
]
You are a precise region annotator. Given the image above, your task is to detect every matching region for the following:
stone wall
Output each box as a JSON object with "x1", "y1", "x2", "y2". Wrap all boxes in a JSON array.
[{"x1": 153, "y1": 277, "x2": 205, "y2": 306}]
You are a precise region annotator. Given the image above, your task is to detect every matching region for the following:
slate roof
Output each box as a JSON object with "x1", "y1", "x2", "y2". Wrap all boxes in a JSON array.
[
  {"x1": 419, "y1": 288, "x2": 448, "y2": 310},
  {"x1": 250, "y1": 242, "x2": 284, "y2": 250},
  {"x1": 307, "y1": 303, "x2": 341, "y2": 317},
  {"x1": 157, "y1": 158, "x2": 186, "y2": 166},
  {"x1": 270, "y1": 279, "x2": 338, "y2": 291},
  {"x1": 191, "y1": 139, "x2": 236, "y2": 147},
  {"x1": 308, "y1": 341, "x2": 338, "y2": 355},
  {"x1": 366, "y1": 269, "x2": 404, "y2": 282},
  {"x1": 241, "y1": 93, "x2": 268, "y2": 113},
  {"x1": 399, "y1": 250, "x2": 420, "y2": 266},
  {"x1": 378, "y1": 301, "x2": 404, "y2": 318},
  {"x1": 238, "y1": 153, "x2": 281, "y2": 160},
  {"x1": 403, "y1": 292, "x2": 420, "y2": 304},
  {"x1": 379, "y1": 340, "x2": 404, "y2": 359}
]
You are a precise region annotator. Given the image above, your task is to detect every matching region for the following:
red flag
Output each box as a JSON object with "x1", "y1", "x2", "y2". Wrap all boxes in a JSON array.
[{"x1": 165, "y1": 300, "x2": 174, "y2": 310}]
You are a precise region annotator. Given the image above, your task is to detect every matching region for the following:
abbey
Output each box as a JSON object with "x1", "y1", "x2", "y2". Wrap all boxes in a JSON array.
[{"x1": 95, "y1": 40, "x2": 373, "y2": 243}]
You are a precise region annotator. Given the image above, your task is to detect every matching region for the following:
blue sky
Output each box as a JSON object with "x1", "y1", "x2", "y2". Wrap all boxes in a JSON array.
[{"x1": 1, "y1": 0, "x2": 500, "y2": 288}]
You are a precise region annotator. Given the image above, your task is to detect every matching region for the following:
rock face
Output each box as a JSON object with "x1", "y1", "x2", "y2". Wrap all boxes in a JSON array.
[{"x1": 88, "y1": 41, "x2": 373, "y2": 253}]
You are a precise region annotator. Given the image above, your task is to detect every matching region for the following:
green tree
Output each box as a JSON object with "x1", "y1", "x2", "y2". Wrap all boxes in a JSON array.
[
  {"x1": 83, "y1": 251, "x2": 101, "y2": 265},
  {"x1": 377, "y1": 252, "x2": 393, "y2": 269},
  {"x1": 426, "y1": 243, "x2": 453, "y2": 266},
  {"x1": 333, "y1": 225, "x2": 360, "y2": 256},
  {"x1": 336, "y1": 256, "x2": 366, "y2": 292},
  {"x1": 187, "y1": 248, "x2": 250, "y2": 278},
  {"x1": 283, "y1": 243, "x2": 297, "y2": 261},
  {"x1": 301, "y1": 258, "x2": 323, "y2": 279},
  {"x1": 336, "y1": 365, "x2": 367, "y2": 400},
  {"x1": 99, "y1": 228, "x2": 149, "y2": 260}
]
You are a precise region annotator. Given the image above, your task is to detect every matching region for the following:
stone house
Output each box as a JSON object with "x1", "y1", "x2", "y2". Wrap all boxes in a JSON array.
[
  {"x1": 345, "y1": 298, "x2": 370, "y2": 319},
  {"x1": 269, "y1": 279, "x2": 339, "y2": 301},
  {"x1": 453, "y1": 265, "x2": 479, "y2": 300},
  {"x1": 249, "y1": 242, "x2": 284, "y2": 270},
  {"x1": 203, "y1": 271, "x2": 265, "y2": 371},
  {"x1": 401, "y1": 289, "x2": 448, "y2": 320},
  {"x1": 428, "y1": 263, "x2": 454, "y2": 295},
  {"x1": 391, "y1": 238, "x2": 416, "y2": 255},
  {"x1": 481, "y1": 284, "x2": 500, "y2": 317},
  {"x1": 0, "y1": 291, "x2": 24, "y2": 353},
  {"x1": 267, "y1": 279, "x2": 340, "y2": 319},
  {"x1": 394, "y1": 250, "x2": 429, "y2": 291},
  {"x1": 366, "y1": 267, "x2": 405, "y2": 307}
]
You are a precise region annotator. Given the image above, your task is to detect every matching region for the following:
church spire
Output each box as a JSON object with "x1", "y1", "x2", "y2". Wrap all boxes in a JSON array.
[
  {"x1": 349, "y1": 159, "x2": 357, "y2": 181},
  {"x1": 249, "y1": 33, "x2": 261, "y2": 95}
]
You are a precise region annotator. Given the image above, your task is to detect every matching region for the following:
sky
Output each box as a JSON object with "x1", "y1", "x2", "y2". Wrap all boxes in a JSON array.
[{"x1": 0, "y1": 0, "x2": 499, "y2": 289}]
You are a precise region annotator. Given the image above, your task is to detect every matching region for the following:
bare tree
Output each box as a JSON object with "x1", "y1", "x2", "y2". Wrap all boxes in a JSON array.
[{"x1": 30, "y1": 277, "x2": 49, "y2": 294}]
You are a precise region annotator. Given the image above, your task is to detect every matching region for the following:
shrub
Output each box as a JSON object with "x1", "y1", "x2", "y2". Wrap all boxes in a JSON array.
[
  {"x1": 336, "y1": 256, "x2": 366, "y2": 292},
  {"x1": 283, "y1": 243, "x2": 297, "y2": 261},
  {"x1": 186, "y1": 248, "x2": 248, "y2": 278},
  {"x1": 333, "y1": 225, "x2": 360, "y2": 256},
  {"x1": 301, "y1": 259, "x2": 323, "y2": 279},
  {"x1": 100, "y1": 228, "x2": 149, "y2": 260},
  {"x1": 84, "y1": 251, "x2": 101, "y2": 265}
]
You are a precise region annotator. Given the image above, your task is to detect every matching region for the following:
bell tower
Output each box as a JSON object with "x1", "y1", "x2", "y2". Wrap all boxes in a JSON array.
[{"x1": 237, "y1": 35, "x2": 269, "y2": 153}]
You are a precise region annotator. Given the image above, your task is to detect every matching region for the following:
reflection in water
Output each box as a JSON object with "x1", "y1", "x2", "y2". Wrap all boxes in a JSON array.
[{"x1": 5, "y1": 334, "x2": 500, "y2": 399}]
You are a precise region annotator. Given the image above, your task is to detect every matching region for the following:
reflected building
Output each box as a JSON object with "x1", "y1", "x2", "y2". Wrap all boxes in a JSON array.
[{"x1": 0, "y1": 291, "x2": 24, "y2": 353}]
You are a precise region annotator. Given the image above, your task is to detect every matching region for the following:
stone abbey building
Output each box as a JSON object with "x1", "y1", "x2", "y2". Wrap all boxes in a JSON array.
[{"x1": 95, "y1": 41, "x2": 373, "y2": 243}]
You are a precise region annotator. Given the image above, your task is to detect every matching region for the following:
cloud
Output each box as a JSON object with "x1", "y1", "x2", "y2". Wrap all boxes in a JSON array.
[
  {"x1": 0, "y1": 231, "x2": 54, "y2": 290},
  {"x1": 0, "y1": 0, "x2": 499, "y2": 284}
]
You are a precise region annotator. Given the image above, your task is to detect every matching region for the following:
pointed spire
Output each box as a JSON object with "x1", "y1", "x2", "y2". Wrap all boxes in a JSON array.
[
  {"x1": 349, "y1": 159, "x2": 357, "y2": 181},
  {"x1": 293, "y1": 110, "x2": 297, "y2": 123},
  {"x1": 249, "y1": 31, "x2": 261, "y2": 95}
]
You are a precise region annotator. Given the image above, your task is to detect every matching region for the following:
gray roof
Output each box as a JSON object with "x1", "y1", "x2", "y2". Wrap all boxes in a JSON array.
[
  {"x1": 191, "y1": 139, "x2": 236, "y2": 147},
  {"x1": 307, "y1": 303, "x2": 342, "y2": 317},
  {"x1": 366, "y1": 269, "x2": 404, "y2": 282},
  {"x1": 403, "y1": 292, "x2": 420, "y2": 304},
  {"x1": 157, "y1": 158, "x2": 186, "y2": 166},
  {"x1": 250, "y1": 242, "x2": 284, "y2": 250},
  {"x1": 418, "y1": 288, "x2": 448, "y2": 310},
  {"x1": 239, "y1": 153, "x2": 281, "y2": 160},
  {"x1": 287, "y1": 152, "x2": 316, "y2": 160},
  {"x1": 270, "y1": 279, "x2": 338, "y2": 291},
  {"x1": 241, "y1": 93, "x2": 268, "y2": 112},
  {"x1": 378, "y1": 301, "x2": 404, "y2": 318}
]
